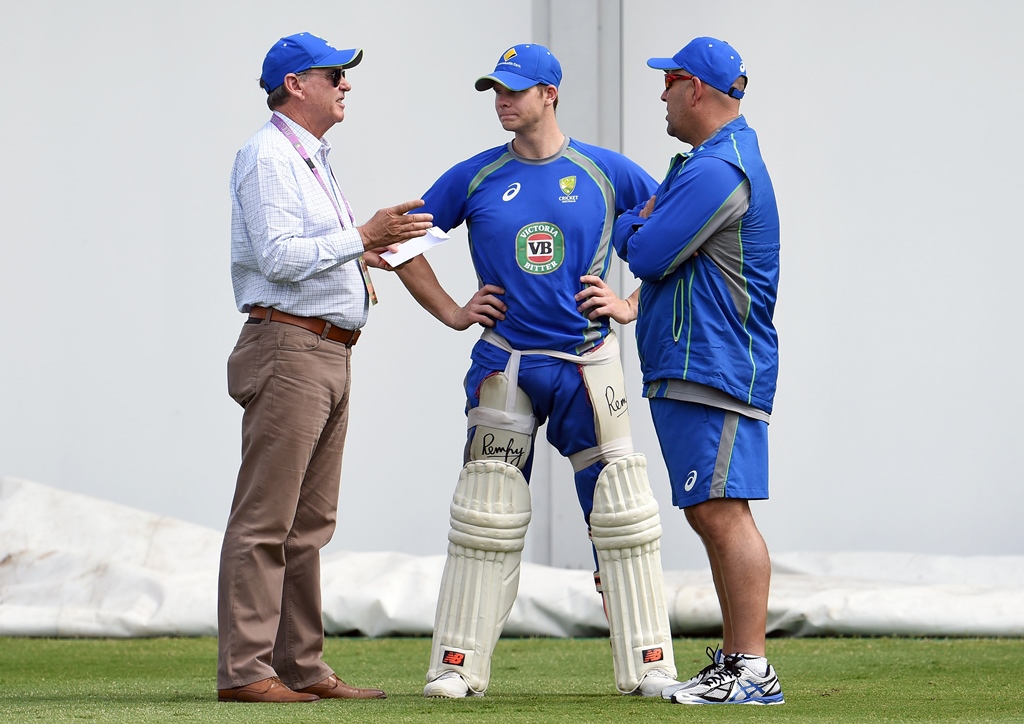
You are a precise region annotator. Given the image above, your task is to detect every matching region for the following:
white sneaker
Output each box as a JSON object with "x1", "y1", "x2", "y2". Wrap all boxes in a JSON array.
[
  {"x1": 630, "y1": 668, "x2": 682, "y2": 697},
  {"x1": 423, "y1": 671, "x2": 484, "y2": 699},
  {"x1": 669, "y1": 653, "x2": 784, "y2": 705},
  {"x1": 661, "y1": 646, "x2": 724, "y2": 700}
]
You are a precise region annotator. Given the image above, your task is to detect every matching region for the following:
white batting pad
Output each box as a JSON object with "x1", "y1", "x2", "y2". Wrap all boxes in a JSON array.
[
  {"x1": 426, "y1": 461, "x2": 532, "y2": 693},
  {"x1": 590, "y1": 454, "x2": 676, "y2": 693}
]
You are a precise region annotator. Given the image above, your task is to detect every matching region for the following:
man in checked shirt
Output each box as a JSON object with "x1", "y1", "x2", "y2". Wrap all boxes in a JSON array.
[{"x1": 217, "y1": 32, "x2": 432, "y2": 704}]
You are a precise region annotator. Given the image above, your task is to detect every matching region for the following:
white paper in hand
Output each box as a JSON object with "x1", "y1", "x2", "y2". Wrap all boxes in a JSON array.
[{"x1": 380, "y1": 227, "x2": 450, "y2": 266}]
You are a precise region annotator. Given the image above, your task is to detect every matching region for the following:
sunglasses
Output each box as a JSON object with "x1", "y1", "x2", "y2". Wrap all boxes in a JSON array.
[
  {"x1": 663, "y1": 72, "x2": 695, "y2": 89},
  {"x1": 302, "y1": 68, "x2": 346, "y2": 87}
]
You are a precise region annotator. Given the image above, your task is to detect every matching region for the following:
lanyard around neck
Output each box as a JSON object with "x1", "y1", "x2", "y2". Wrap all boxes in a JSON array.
[
  {"x1": 270, "y1": 114, "x2": 354, "y2": 225},
  {"x1": 269, "y1": 114, "x2": 377, "y2": 305}
]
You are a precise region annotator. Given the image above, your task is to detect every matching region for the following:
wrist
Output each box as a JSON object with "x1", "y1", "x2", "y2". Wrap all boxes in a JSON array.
[{"x1": 445, "y1": 304, "x2": 461, "y2": 329}]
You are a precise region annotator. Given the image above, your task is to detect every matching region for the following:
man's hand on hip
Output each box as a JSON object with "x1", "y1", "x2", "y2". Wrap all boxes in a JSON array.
[{"x1": 358, "y1": 199, "x2": 433, "y2": 250}]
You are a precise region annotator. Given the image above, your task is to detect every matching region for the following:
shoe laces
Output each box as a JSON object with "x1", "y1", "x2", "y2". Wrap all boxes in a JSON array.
[
  {"x1": 699, "y1": 656, "x2": 743, "y2": 688},
  {"x1": 689, "y1": 647, "x2": 723, "y2": 682}
]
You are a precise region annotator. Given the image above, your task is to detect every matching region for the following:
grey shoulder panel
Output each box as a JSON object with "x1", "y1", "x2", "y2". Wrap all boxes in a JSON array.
[{"x1": 695, "y1": 181, "x2": 752, "y2": 318}]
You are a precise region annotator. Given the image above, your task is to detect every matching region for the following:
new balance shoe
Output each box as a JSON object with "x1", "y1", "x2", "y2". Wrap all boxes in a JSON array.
[
  {"x1": 629, "y1": 668, "x2": 681, "y2": 697},
  {"x1": 661, "y1": 646, "x2": 724, "y2": 700},
  {"x1": 668, "y1": 653, "x2": 784, "y2": 705},
  {"x1": 423, "y1": 671, "x2": 484, "y2": 699}
]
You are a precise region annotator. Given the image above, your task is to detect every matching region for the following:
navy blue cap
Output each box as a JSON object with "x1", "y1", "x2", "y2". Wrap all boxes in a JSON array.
[
  {"x1": 648, "y1": 37, "x2": 746, "y2": 98},
  {"x1": 475, "y1": 44, "x2": 562, "y2": 92},
  {"x1": 261, "y1": 33, "x2": 363, "y2": 93}
]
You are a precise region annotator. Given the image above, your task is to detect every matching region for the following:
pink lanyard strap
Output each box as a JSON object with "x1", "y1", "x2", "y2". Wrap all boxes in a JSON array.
[{"x1": 270, "y1": 114, "x2": 377, "y2": 305}]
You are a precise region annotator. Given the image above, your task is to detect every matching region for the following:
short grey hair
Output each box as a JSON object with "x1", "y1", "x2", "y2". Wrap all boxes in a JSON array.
[{"x1": 260, "y1": 70, "x2": 312, "y2": 110}]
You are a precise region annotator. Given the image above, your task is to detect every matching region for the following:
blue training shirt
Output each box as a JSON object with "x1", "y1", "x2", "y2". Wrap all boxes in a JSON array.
[{"x1": 421, "y1": 136, "x2": 656, "y2": 366}]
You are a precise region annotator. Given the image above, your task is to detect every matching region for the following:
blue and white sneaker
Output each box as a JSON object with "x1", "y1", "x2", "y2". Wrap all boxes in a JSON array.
[
  {"x1": 661, "y1": 646, "x2": 724, "y2": 700},
  {"x1": 668, "y1": 653, "x2": 784, "y2": 705}
]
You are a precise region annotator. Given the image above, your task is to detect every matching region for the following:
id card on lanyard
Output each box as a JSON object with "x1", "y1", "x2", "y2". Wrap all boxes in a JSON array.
[{"x1": 270, "y1": 113, "x2": 378, "y2": 305}]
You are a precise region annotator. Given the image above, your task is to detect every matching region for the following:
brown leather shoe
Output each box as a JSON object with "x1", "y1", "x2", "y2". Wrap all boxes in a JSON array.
[
  {"x1": 297, "y1": 674, "x2": 387, "y2": 699},
  {"x1": 218, "y1": 676, "x2": 320, "y2": 703}
]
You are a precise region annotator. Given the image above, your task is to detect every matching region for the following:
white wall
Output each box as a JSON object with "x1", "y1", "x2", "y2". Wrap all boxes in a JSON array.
[
  {"x1": 619, "y1": 0, "x2": 1024, "y2": 566},
  {"x1": 1, "y1": 0, "x2": 1021, "y2": 571}
]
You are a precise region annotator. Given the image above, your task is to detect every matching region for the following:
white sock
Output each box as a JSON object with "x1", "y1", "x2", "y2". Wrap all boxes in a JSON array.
[{"x1": 732, "y1": 654, "x2": 768, "y2": 674}]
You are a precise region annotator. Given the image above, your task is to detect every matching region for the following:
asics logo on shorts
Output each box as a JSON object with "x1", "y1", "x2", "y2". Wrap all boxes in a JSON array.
[
  {"x1": 685, "y1": 470, "x2": 698, "y2": 491},
  {"x1": 503, "y1": 183, "x2": 521, "y2": 201},
  {"x1": 441, "y1": 650, "x2": 466, "y2": 666}
]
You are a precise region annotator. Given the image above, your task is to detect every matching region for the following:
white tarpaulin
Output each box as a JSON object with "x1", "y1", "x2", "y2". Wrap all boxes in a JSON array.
[{"x1": 2, "y1": 476, "x2": 1022, "y2": 638}]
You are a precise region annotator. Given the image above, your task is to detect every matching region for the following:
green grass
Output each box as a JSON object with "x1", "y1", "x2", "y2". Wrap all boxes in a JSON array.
[{"x1": 0, "y1": 636, "x2": 1021, "y2": 722}]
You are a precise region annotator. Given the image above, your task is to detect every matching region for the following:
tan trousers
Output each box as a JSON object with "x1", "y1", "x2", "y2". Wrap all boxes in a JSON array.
[{"x1": 217, "y1": 318, "x2": 352, "y2": 690}]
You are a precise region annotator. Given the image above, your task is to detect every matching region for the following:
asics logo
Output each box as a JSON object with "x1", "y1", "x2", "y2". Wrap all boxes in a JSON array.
[
  {"x1": 503, "y1": 183, "x2": 521, "y2": 201},
  {"x1": 740, "y1": 681, "x2": 768, "y2": 696},
  {"x1": 684, "y1": 470, "x2": 697, "y2": 491}
]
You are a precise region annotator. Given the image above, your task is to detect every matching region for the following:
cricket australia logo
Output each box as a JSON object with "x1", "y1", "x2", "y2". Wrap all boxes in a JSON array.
[
  {"x1": 558, "y1": 175, "x2": 578, "y2": 203},
  {"x1": 516, "y1": 222, "x2": 565, "y2": 274}
]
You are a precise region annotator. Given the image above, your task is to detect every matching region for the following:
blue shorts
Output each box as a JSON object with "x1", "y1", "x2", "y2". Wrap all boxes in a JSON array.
[{"x1": 648, "y1": 398, "x2": 769, "y2": 509}]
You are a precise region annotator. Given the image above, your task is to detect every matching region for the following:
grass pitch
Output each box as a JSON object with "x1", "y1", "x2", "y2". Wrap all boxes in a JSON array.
[{"x1": 0, "y1": 636, "x2": 1021, "y2": 722}]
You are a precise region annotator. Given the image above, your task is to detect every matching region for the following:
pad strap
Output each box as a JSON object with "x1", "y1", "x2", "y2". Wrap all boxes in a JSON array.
[
  {"x1": 568, "y1": 436, "x2": 635, "y2": 473},
  {"x1": 466, "y1": 406, "x2": 536, "y2": 435}
]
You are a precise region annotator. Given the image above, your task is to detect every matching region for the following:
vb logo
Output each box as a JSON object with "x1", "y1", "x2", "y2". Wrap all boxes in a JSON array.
[
  {"x1": 516, "y1": 222, "x2": 564, "y2": 274},
  {"x1": 529, "y1": 238, "x2": 553, "y2": 258}
]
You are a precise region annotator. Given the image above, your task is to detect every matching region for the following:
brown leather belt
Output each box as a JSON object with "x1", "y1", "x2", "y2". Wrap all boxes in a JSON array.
[{"x1": 248, "y1": 306, "x2": 361, "y2": 346}]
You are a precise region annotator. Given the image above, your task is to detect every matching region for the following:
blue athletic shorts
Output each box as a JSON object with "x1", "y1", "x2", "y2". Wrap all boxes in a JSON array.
[{"x1": 648, "y1": 398, "x2": 769, "y2": 509}]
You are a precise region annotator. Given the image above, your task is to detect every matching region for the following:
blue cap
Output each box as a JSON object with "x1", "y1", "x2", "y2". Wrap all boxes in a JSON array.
[
  {"x1": 260, "y1": 32, "x2": 363, "y2": 93},
  {"x1": 475, "y1": 44, "x2": 562, "y2": 92},
  {"x1": 647, "y1": 37, "x2": 746, "y2": 98}
]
